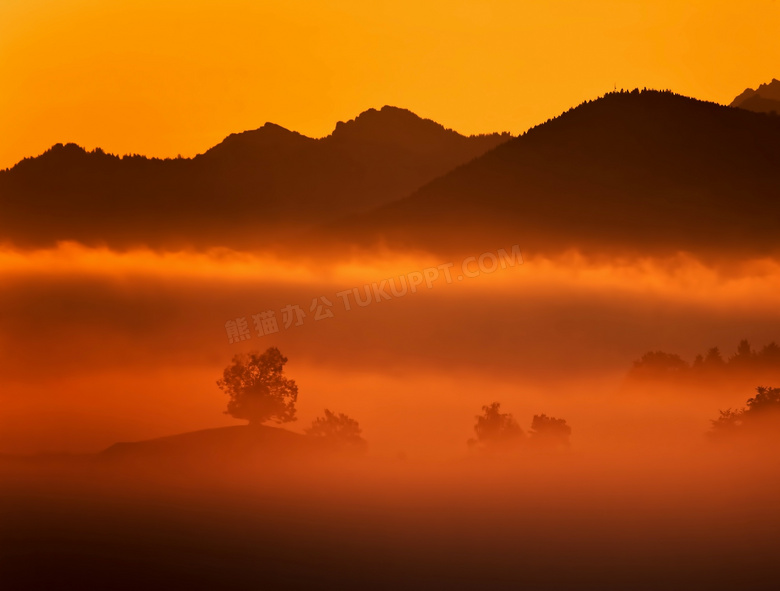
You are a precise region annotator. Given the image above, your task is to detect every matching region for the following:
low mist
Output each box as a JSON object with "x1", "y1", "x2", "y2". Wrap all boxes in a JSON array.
[{"x1": 2, "y1": 243, "x2": 780, "y2": 589}]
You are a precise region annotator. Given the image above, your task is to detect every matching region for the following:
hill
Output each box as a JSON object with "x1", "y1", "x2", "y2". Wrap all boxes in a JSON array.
[
  {"x1": 0, "y1": 107, "x2": 509, "y2": 250},
  {"x1": 321, "y1": 90, "x2": 780, "y2": 257},
  {"x1": 99, "y1": 424, "x2": 317, "y2": 465}
]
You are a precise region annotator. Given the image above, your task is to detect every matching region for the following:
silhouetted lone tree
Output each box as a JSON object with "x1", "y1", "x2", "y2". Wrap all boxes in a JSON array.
[
  {"x1": 306, "y1": 409, "x2": 366, "y2": 450},
  {"x1": 469, "y1": 402, "x2": 524, "y2": 449},
  {"x1": 529, "y1": 414, "x2": 571, "y2": 449},
  {"x1": 710, "y1": 386, "x2": 780, "y2": 441},
  {"x1": 217, "y1": 347, "x2": 298, "y2": 425}
]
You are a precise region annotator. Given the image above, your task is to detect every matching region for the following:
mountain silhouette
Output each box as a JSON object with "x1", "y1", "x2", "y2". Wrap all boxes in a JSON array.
[
  {"x1": 0, "y1": 107, "x2": 509, "y2": 250},
  {"x1": 322, "y1": 90, "x2": 780, "y2": 256},
  {"x1": 730, "y1": 78, "x2": 780, "y2": 115}
]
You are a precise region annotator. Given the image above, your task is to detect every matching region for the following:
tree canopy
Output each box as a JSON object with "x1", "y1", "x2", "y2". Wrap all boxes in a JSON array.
[
  {"x1": 217, "y1": 347, "x2": 298, "y2": 425},
  {"x1": 529, "y1": 414, "x2": 572, "y2": 449},
  {"x1": 471, "y1": 402, "x2": 524, "y2": 449}
]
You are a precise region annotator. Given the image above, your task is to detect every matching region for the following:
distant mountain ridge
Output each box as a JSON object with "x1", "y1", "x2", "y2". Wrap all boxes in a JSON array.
[
  {"x1": 0, "y1": 106, "x2": 510, "y2": 250},
  {"x1": 6, "y1": 90, "x2": 780, "y2": 256},
  {"x1": 322, "y1": 89, "x2": 780, "y2": 257},
  {"x1": 730, "y1": 78, "x2": 780, "y2": 115}
]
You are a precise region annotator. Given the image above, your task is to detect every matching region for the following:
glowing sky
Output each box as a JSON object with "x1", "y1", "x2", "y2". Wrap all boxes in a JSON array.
[{"x1": 1, "y1": 0, "x2": 778, "y2": 169}]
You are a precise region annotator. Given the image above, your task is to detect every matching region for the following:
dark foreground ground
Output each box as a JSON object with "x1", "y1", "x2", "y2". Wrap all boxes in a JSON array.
[{"x1": 1, "y1": 443, "x2": 779, "y2": 591}]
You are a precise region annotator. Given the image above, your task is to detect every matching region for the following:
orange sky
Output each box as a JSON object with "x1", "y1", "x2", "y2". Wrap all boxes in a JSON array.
[{"x1": 1, "y1": 0, "x2": 778, "y2": 169}]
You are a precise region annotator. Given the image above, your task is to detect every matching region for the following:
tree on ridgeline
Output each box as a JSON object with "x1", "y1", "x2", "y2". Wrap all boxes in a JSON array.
[
  {"x1": 702, "y1": 347, "x2": 726, "y2": 371},
  {"x1": 217, "y1": 347, "x2": 298, "y2": 425},
  {"x1": 629, "y1": 351, "x2": 689, "y2": 380},
  {"x1": 306, "y1": 409, "x2": 367, "y2": 451},
  {"x1": 627, "y1": 339, "x2": 780, "y2": 385},
  {"x1": 728, "y1": 339, "x2": 756, "y2": 368},
  {"x1": 758, "y1": 342, "x2": 780, "y2": 365}
]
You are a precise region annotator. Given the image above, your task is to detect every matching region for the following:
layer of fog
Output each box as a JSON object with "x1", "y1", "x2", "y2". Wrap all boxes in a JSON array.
[{"x1": 2, "y1": 243, "x2": 780, "y2": 456}]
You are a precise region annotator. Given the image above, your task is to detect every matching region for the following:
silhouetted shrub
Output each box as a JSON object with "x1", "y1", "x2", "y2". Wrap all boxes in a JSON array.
[
  {"x1": 306, "y1": 409, "x2": 367, "y2": 451},
  {"x1": 529, "y1": 414, "x2": 572, "y2": 449}
]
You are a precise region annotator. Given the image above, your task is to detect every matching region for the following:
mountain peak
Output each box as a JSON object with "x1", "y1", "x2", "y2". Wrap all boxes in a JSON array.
[
  {"x1": 730, "y1": 78, "x2": 780, "y2": 113},
  {"x1": 4, "y1": 142, "x2": 117, "y2": 173},
  {"x1": 201, "y1": 121, "x2": 313, "y2": 159},
  {"x1": 757, "y1": 78, "x2": 780, "y2": 93},
  {"x1": 329, "y1": 88, "x2": 780, "y2": 257},
  {"x1": 329, "y1": 105, "x2": 461, "y2": 143}
]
